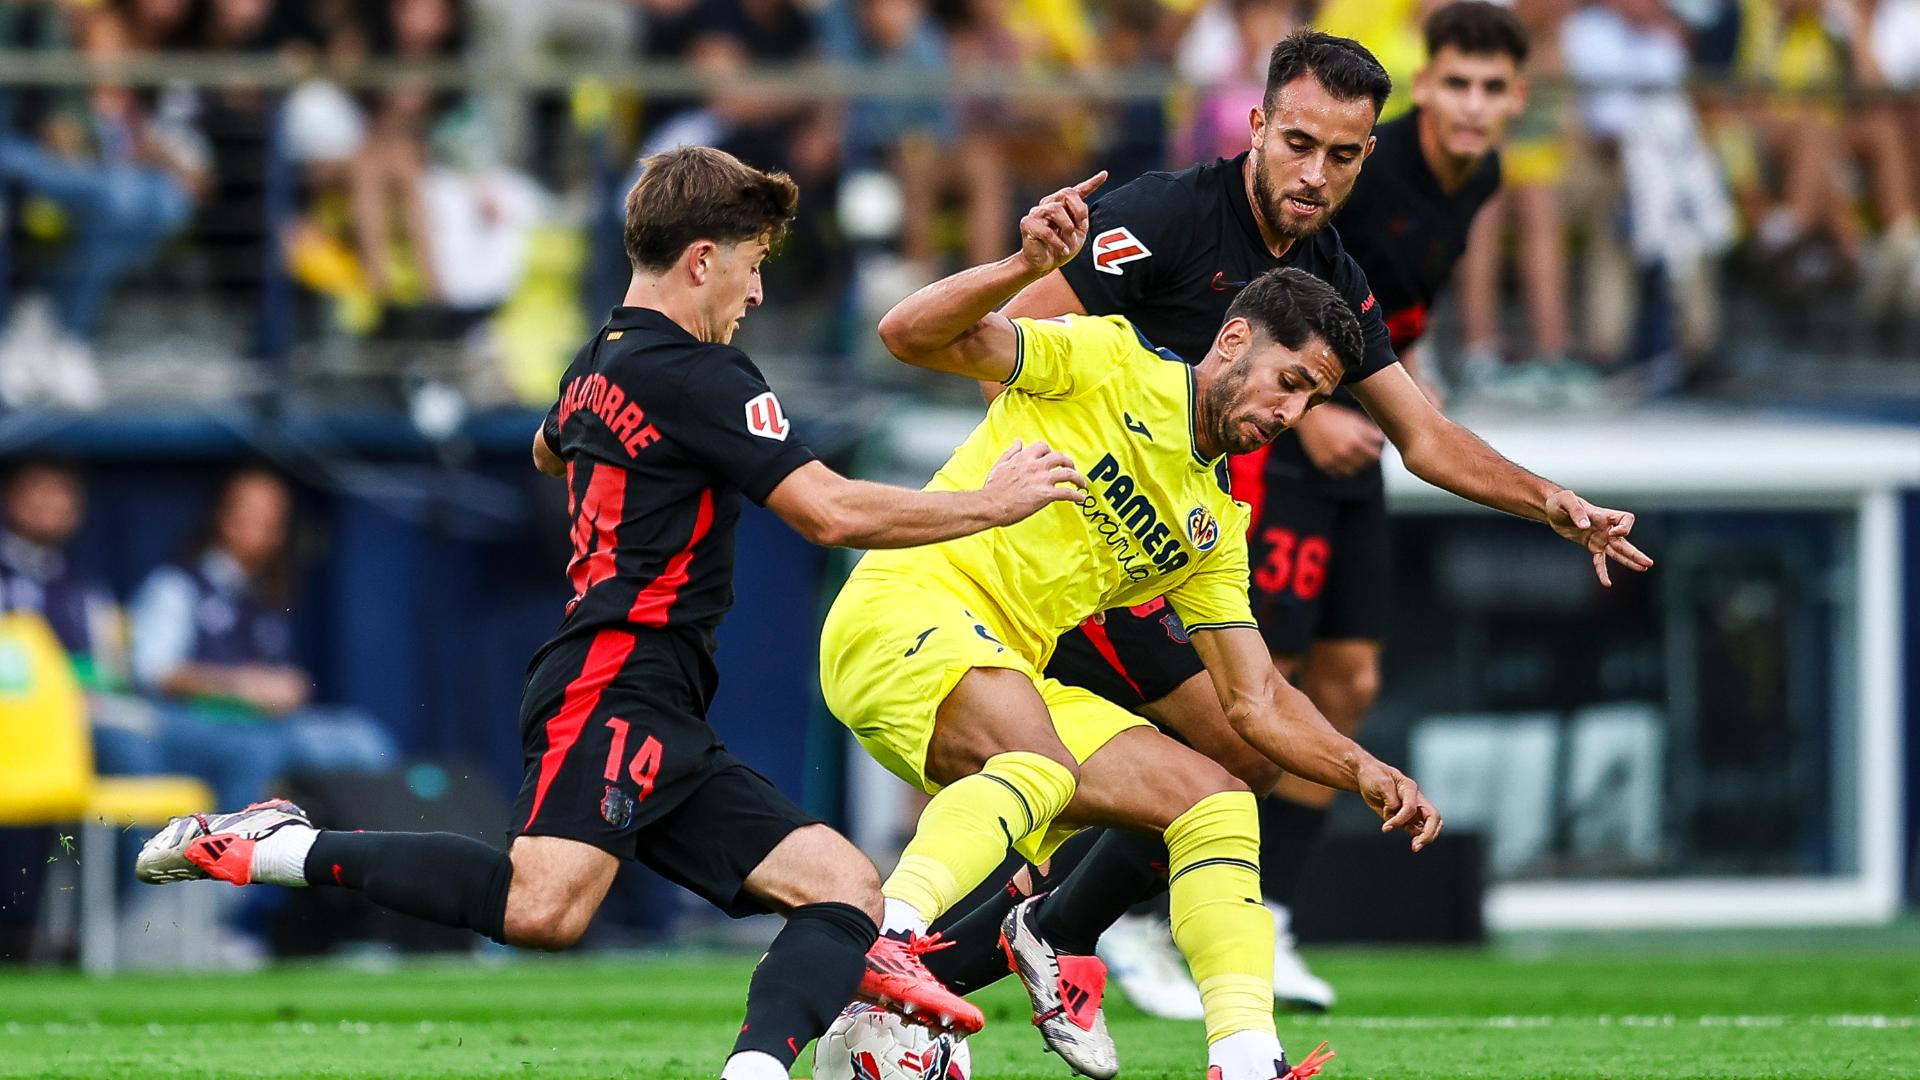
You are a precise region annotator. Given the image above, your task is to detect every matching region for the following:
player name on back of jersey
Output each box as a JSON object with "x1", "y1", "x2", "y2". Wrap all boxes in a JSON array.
[{"x1": 556, "y1": 371, "x2": 662, "y2": 458}]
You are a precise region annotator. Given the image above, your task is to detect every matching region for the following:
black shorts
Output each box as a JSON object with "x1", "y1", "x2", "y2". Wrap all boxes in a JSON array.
[
  {"x1": 1247, "y1": 475, "x2": 1388, "y2": 656},
  {"x1": 1045, "y1": 598, "x2": 1205, "y2": 709},
  {"x1": 510, "y1": 627, "x2": 820, "y2": 918}
]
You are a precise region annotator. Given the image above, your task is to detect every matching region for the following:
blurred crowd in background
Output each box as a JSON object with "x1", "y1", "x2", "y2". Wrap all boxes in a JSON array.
[{"x1": 0, "y1": 0, "x2": 1913, "y2": 416}]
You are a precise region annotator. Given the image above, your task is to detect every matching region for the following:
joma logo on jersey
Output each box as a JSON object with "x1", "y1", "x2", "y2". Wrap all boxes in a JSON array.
[
  {"x1": 558, "y1": 373, "x2": 663, "y2": 458},
  {"x1": 1082, "y1": 453, "x2": 1191, "y2": 580},
  {"x1": 1092, "y1": 227, "x2": 1151, "y2": 276}
]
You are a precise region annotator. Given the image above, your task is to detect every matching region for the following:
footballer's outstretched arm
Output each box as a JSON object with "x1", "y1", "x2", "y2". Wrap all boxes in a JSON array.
[
  {"x1": 879, "y1": 172, "x2": 1106, "y2": 382},
  {"x1": 1189, "y1": 624, "x2": 1442, "y2": 851},
  {"x1": 764, "y1": 444, "x2": 1088, "y2": 550},
  {"x1": 1352, "y1": 363, "x2": 1654, "y2": 586}
]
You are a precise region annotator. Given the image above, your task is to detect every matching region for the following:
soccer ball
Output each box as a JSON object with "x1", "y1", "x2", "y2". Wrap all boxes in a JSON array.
[{"x1": 812, "y1": 1003, "x2": 972, "y2": 1080}]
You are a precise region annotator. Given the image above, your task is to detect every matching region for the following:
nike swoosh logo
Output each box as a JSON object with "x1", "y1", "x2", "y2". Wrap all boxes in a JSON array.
[
  {"x1": 904, "y1": 627, "x2": 937, "y2": 657},
  {"x1": 1123, "y1": 413, "x2": 1151, "y2": 440}
]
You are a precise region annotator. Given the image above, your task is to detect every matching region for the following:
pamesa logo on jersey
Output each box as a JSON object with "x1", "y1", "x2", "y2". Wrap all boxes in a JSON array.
[
  {"x1": 1082, "y1": 454, "x2": 1193, "y2": 581},
  {"x1": 1187, "y1": 507, "x2": 1219, "y2": 551}
]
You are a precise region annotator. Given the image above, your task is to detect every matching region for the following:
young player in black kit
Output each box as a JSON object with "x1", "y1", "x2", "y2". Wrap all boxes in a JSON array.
[
  {"x1": 1215, "y1": 1, "x2": 1524, "y2": 1011},
  {"x1": 134, "y1": 147, "x2": 1087, "y2": 1079},
  {"x1": 922, "y1": 15, "x2": 1651, "y2": 1069}
]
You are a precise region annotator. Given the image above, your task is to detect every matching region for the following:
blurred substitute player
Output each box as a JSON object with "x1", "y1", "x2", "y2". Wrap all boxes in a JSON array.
[
  {"x1": 918, "y1": 16, "x2": 1647, "y2": 1034},
  {"x1": 134, "y1": 147, "x2": 1088, "y2": 1080},
  {"x1": 820, "y1": 170, "x2": 1443, "y2": 1080}
]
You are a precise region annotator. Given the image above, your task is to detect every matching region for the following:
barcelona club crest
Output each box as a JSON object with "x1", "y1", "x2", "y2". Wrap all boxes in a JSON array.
[
  {"x1": 601, "y1": 785, "x2": 635, "y2": 828},
  {"x1": 1186, "y1": 507, "x2": 1219, "y2": 551}
]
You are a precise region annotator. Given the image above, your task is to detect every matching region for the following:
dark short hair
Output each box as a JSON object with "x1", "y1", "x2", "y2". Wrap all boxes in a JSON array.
[
  {"x1": 1424, "y1": 1, "x2": 1530, "y2": 64},
  {"x1": 623, "y1": 146, "x2": 799, "y2": 273},
  {"x1": 1225, "y1": 267, "x2": 1365, "y2": 375},
  {"x1": 1264, "y1": 30, "x2": 1392, "y2": 116}
]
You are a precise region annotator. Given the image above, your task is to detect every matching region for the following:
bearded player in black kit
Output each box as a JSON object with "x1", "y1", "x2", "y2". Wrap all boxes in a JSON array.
[
  {"x1": 921, "y1": 14, "x2": 1652, "y2": 1071},
  {"x1": 134, "y1": 147, "x2": 1087, "y2": 1079}
]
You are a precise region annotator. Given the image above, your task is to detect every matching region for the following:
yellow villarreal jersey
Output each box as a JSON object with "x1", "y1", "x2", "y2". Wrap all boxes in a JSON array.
[{"x1": 858, "y1": 314, "x2": 1255, "y2": 663}]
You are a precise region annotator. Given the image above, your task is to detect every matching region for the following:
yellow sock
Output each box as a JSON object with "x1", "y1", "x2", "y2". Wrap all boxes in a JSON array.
[
  {"x1": 1165, "y1": 790, "x2": 1275, "y2": 1045},
  {"x1": 884, "y1": 751, "x2": 1076, "y2": 925}
]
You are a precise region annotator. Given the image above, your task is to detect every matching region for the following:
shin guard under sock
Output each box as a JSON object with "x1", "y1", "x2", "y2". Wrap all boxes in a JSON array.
[
  {"x1": 305, "y1": 831, "x2": 512, "y2": 943},
  {"x1": 732, "y1": 901, "x2": 879, "y2": 1067},
  {"x1": 885, "y1": 751, "x2": 1076, "y2": 924},
  {"x1": 1164, "y1": 791, "x2": 1274, "y2": 1045}
]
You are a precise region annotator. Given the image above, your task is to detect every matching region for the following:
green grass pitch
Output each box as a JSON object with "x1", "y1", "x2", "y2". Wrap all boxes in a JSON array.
[{"x1": 4, "y1": 926, "x2": 1918, "y2": 1079}]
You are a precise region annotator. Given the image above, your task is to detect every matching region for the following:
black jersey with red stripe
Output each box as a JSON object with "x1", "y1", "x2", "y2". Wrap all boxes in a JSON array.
[
  {"x1": 535, "y1": 306, "x2": 815, "y2": 658},
  {"x1": 1335, "y1": 108, "x2": 1501, "y2": 355},
  {"x1": 1058, "y1": 150, "x2": 1398, "y2": 382},
  {"x1": 1260, "y1": 108, "x2": 1501, "y2": 497},
  {"x1": 1056, "y1": 152, "x2": 1399, "y2": 502}
]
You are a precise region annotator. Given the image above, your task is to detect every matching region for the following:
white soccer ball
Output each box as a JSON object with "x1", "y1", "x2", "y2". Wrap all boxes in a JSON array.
[{"x1": 812, "y1": 1003, "x2": 972, "y2": 1080}]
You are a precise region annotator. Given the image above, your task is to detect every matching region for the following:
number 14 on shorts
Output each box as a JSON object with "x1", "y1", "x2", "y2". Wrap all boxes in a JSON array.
[{"x1": 603, "y1": 718, "x2": 664, "y2": 799}]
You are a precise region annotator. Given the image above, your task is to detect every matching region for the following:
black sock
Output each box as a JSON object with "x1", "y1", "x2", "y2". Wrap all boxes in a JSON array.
[
  {"x1": 922, "y1": 828, "x2": 1104, "y2": 995},
  {"x1": 305, "y1": 831, "x2": 513, "y2": 943},
  {"x1": 731, "y1": 901, "x2": 877, "y2": 1067},
  {"x1": 1258, "y1": 796, "x2": 1331, "y2": 908},
  {"x1": 1035, "y1": 828, "x2": 1171, "y2": 956}
]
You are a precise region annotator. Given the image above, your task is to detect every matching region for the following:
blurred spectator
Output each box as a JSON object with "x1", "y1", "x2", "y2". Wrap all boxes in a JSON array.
[
  {"x1": 1455, "y1": 0, "x2": 1580, "y2": 402},
  {"x1": 820, "y1": 0, "x2": 966, "y2": 271},
  {"x1": 1736, "y1": 0, "x2": 1918, "y2": 319},
  {"x1": 0, "y1": 462, "x2": 113, "y2": 668},
  {"x1": 1314, "y1": 0, "x2": 1428, "y2": 118},
  {"x1": 1178, "y1": 0, "x2": 1306, "y2": 163},
  {"x1": 129, "y1": 467, "x2": 395, "y2": 807},
  {"x1": 0, "y1": 8, "x2": 208, "y2": 408},
  {"x1": 177, "y1": 0, "x2": 319, "y2": 345},
  {"x1": 1561, "y1": 0, "x2": 1733, "y2": 386},
  {"x1": 0, "y1": 461, "x2": 155, "y2": 777}
]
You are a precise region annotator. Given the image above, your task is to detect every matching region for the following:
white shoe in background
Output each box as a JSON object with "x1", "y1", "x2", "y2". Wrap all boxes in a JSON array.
[
  {"x1": 1265, "y1": 902, "x2": 1335, "y2": 1012},
  {"x1": 46, "y1": 334, "x2": 105, "y2": 410},
  {"x1": 1095, "y1": 912, "x2": 1205, "y2": 1021}
]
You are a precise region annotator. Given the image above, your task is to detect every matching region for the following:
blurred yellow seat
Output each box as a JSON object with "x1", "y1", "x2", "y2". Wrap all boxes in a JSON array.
[{"x1": 0, "y1": 612, "x2": 213, "y2": 972}]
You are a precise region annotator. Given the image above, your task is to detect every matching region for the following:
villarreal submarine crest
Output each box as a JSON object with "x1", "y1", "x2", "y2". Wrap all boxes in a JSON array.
[{"x1": 1186, "y1": 507, "x2": 1219, "y2": 551}]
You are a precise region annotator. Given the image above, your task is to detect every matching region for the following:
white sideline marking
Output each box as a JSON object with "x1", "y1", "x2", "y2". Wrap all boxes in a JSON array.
[
  {"x1": 9, "y1": 1015, "x2": 1920, "y2": 1036},
  {"x1": 1281, "y1": 1015, "x2": 1920, "y2": 1030}
]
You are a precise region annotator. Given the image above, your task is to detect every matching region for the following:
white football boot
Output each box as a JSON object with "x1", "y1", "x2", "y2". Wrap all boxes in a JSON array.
[
  {"x1": 1000, "y1": 896, "x2": 1119, "y2": 1078},
  {"x1": 136, "y1": 799, "x2": 313, "y2": 885},
  {"x1": 1266, "y1": 902, "x2": 1335, "y2": 1011}
]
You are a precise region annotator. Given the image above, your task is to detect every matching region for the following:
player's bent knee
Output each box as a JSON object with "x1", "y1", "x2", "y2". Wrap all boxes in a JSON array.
[
  {"x1": 500, "y1": 837, "x2": 615, "y2": 950},
  {"x1": 746, "y1": 824, "x2": 885, "y2": 921},
  {"x1": 500, "y1": 888, "x2": 597, "y2": 951}
]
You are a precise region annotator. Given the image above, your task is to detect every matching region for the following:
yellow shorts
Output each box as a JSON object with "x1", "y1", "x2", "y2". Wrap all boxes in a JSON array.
[{"x1": 820, "y1": 564, "x2": 1148, "y2": 845}]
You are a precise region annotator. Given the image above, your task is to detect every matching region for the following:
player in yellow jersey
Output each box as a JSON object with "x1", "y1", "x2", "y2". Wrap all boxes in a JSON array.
[{"x1": 819, "y1": 175, "x2": 1442, "y2": 1080}]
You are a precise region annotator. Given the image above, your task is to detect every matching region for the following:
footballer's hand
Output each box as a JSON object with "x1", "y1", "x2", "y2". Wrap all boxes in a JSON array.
[
  {"x1": 1294, "y1": 406, "x2": 1384, "y2": 476},
  {"x1": 983, "y1": 439, "x2": 1089, "y2": 524},
  {"x1": 1545, "y1": 489, "x2": 1654, "y2": 587},
  {"x1": 1017, "y1": 171, "x2": 1108, "y2": 276},
  {"x1": 1357, "y1": 761, "x2": 1442, "y2": 852}
]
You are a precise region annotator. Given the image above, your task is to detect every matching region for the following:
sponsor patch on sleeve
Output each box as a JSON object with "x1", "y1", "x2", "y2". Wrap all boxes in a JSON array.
[
  {"x1": 744, "y1": 390, "x2": 790, "y2": 441},
  {"x1": 1092, "y1": 227, "x2": 1152, "y2": 276}
]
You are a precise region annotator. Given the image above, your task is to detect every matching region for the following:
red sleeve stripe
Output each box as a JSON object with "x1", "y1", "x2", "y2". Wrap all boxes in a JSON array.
[
  {"x1": 628, "y1": 488, "x2": 716, "y2": 626},
  {"x1": 522, "y1": 628, "x2": 638, "y2": 830}
]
